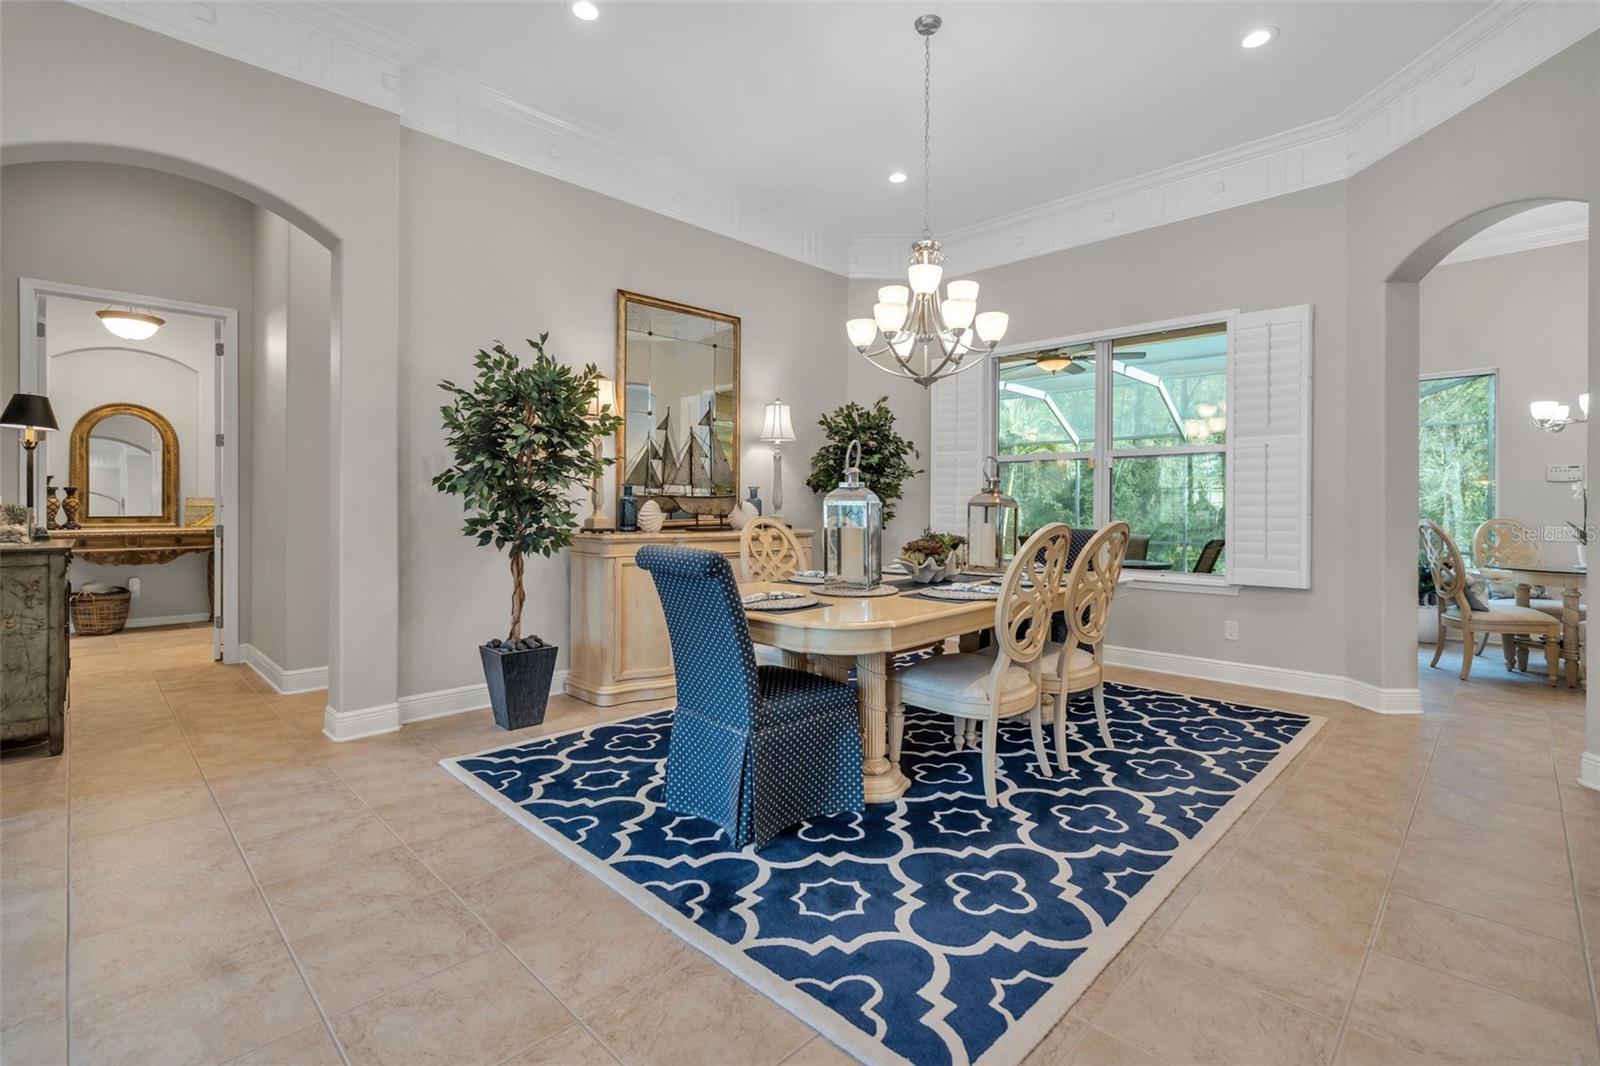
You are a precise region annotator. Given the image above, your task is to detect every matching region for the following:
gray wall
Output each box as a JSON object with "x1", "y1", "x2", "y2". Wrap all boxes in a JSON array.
[
  {"x1": 1344, "y1": 33, "x2": 1598, "y2": 694},
  {"x1": 862, "y1": 184, "x2": 1351, "y2": 676},
  {"x1": 250, "y1": 211, "x2": 332, "y2": 673},
  {"x1": 399, "y1": 129, "x2": 849, "y2": 696},
  {"x1": 3, "y1": 0, "x2": 402, "y2": 719},
  {"x1": 1421, "y1": 240, "x2": 1590, "y2": 567}
]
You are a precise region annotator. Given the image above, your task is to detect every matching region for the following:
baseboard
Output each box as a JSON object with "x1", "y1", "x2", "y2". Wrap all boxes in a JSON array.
[
  {"x1": 1579, "y1": 751, "x2": 1600, "y2": 793},
  {"x1": 322, "y1": 701, "x2": 401, "y2": 742},
  {"x1": 397, "y1": 670, "x2": 570, "y2": 725},
  {"x1": 1105, "y1": 645, "x2": 1423, "y2": 715},
  {"x1": 103, "y1": 612, "x2": 212, "y2": 631},
  {"x1": 241, "y1": 642, "x2": 330, "y2": 695}
]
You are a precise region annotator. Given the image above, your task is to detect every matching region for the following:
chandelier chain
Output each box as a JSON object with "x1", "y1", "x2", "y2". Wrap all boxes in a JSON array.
[{"x1": 922, "y1": 31, "x2": 932, "y2": 239}]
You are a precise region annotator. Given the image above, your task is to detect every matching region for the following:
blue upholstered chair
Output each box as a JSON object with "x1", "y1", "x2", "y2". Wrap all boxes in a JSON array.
[{"x1": 636, "y1": 545, "x2": 864, "y2": 849}]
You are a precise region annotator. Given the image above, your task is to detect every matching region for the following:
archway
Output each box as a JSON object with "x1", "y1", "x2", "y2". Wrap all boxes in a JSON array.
[
  {"x1": 1, "y1": 141, "x2": 400, "y2": 739},
  {"x1": 1383, "y1": 197, "x2": 1596, "y2": 791}
]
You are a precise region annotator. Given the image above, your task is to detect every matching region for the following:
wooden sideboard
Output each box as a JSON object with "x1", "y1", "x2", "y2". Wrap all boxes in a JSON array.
[
  {"x1": 1, "y1": 543, "x2": 71, "y2": 755},
  {"x1": 566, "y1": 527, "x2": 814, "y2": 706}
]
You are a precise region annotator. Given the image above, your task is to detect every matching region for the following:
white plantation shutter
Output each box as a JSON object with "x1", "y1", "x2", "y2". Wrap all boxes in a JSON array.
[
  {"x1": 929, "y1": 363, "x2": 992, "y2": 531},
  {"x1": 1228, "y1": 305, "x2": 1312, "y2": 588}
]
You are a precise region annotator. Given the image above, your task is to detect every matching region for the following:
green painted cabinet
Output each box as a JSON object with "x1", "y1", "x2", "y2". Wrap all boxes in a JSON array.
[{"x1": 1, "y1": 543, "x2": 70, "y2": 755}]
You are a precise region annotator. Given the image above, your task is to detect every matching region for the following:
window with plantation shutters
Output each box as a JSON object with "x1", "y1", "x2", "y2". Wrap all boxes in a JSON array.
[
  {"x1": 929, "y1": 365, "x2": 992, "y2": 532},
  {"x1": 1227, "y1": 305, "x2": 1313, "y2": 588}
]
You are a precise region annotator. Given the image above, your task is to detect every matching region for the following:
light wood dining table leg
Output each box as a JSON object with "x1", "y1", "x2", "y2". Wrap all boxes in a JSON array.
[
  {"x1": 1563, "y1": 586, "x2": 1582, "y2": 688},
  {"x1": 856, "y1": 652, "x2": 910, "y2": 803}
]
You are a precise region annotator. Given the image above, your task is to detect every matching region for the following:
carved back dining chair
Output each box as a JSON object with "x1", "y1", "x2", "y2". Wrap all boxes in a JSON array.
[
  {"x1": 893, "y1": 524, "x2": 1073, "y2": 807},
  {"x1": 1040, "y1": 521, "x2": 1131, "y2": 770},
  {"x1": 739, "y1": 517, "x2": 809, "y2": 667},
  {"x1": 1473, "y1": 517, "x2": 1578, "y2": 623},
  {"x1": 739, "y1": 516, "x2": 806, "y2": 582},
  {"x1": 1420, "y1": 520, "x2": 1559, "y2": 683},
  {"x1": 636, "y1": 545, "x2": 863, "y2": 848}
]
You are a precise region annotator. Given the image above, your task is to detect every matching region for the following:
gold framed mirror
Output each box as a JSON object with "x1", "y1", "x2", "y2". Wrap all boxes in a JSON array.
[
  {"x1": 615, "y1": 291, "x2": 740, "y2": 525},
  {"x1": 69, "y1": 402, "x2": 180, "y2": 526}
]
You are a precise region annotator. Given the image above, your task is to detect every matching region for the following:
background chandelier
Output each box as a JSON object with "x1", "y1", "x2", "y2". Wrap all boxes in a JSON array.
[
  {"x1": 846, "y1": 13, "x2": 1009, "y2": 388},
  {"x1": 1531, "y1": 393, "x2": 1589, "y2": 432}
]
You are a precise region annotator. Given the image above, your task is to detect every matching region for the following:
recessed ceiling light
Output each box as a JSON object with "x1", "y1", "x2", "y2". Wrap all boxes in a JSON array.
[
  {"x1": 571, "y1": 1, "x2": 599, "y2": 21},
  {"x1": 888, "y1": 171, "x2": 908, "y2": 184},
  {"x1": 1241, "y1": 27, "x2": 1276, "y2": 49}
]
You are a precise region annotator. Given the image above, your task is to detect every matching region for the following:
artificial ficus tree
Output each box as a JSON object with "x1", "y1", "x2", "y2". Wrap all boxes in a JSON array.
[
  {"x1": 433, "y1": 334, "x2": 622, "y2": 642},
  {"x1": 805, "y1": 397, "x2": 922, "y2": 524}
]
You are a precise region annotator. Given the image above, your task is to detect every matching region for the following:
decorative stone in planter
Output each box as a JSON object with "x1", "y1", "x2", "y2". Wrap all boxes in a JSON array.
[{"x1": 480, "y1": 638, "x2": 558, "y2": 730}]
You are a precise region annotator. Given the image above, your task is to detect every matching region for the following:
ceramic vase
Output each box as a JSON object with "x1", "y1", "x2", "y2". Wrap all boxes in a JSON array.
[
  {"x1": 61, "y1": 488, "x2": 82, "y2": 530},
  {"x1": 637, "y1": 498, "x2": 664, "y2": 533}
]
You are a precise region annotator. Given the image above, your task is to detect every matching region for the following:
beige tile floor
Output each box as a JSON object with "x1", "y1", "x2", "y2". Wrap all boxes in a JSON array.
[{"x1": 2, "y1": 625, "x2": 1598, "y2": 1065}]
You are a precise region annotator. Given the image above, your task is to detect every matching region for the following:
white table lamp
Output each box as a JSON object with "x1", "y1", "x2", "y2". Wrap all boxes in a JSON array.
[
  {"x1": 759, "y1": 398, "x2": 797, "y2": 515},
  {"x1": 584, "y1": 375, "x2": 617, "y2": 530}
]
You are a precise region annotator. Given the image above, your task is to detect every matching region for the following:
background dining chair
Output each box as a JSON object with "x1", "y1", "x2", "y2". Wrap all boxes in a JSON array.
[
  {"x1": 894, "y1": 524, "x2": 1072, "y2": 806},
  {"x1": 1473, "y1": 516, "x2": 1582, "y2": 671},
  {"x1": 739, "y1": 516, "x2": 806, "y2": 581},
  {"x1": 1420, "y1": 520, "x2": 1559, "y2": 682},
  {"x1": 1125, "y1": 534, "x2": 1150, "y2": 562},
  {"x1": 1192, "y1": 538, "x2": 1225, "y2": 574},
  {"x1": 738, "y1": 516, "x2": 810, "y2": 667},
  {"x1": 637, "y1": 545, "x2": 863, "y2": 848},
  {"x1": 1040, "y1": 521, "x2": 1130, "y2": 770}
]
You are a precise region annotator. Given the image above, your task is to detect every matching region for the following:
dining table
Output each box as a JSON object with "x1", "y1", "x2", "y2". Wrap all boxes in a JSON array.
[
  {"x1": 1488, "y1": 564, "x2": 1586, "y2": 688},
  {"x1": 740, "y1": 578, "x2": 1038, "y2": 804}
]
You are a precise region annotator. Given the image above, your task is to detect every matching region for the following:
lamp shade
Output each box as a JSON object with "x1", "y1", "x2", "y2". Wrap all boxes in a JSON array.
[
  {"x1": 760, "y1": 398, "x2": 796, "y2": 443},
  {"x1": 0, "y1": 392, "x2": 59, "y2": 432},
  {"x1": 588, "y1": 375, "x2": 616, "y2": 419}
]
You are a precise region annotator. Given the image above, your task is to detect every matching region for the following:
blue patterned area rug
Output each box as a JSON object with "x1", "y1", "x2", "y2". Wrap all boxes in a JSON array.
[{"x1": 442, "y1": 683, "x2": 1320, "y2": 1066}]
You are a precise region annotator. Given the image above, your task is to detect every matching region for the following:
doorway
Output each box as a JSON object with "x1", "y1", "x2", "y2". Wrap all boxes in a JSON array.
[{"x1": 18, "y1": 279, "x2": 240, "y2": 662}]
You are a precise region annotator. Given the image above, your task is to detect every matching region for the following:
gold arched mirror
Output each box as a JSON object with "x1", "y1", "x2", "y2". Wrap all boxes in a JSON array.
[{"x1": 69, "y1": 402, "x2": 180, "y2": 526}]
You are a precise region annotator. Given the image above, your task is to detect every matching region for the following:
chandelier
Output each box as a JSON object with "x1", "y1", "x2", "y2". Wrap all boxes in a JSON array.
[
  {"x1": 846, "y1": 14, "x2": 1008, "y2": 388},
  {"x1": 1531, "y1": 393, "x2": 1588, "y2": 432}
]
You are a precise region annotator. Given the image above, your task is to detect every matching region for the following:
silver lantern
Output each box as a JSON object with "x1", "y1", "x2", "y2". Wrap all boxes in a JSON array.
[
  {"x1": 823, "y1": 439, "x2": 882, "y2": 589},
  {"x1": 966, "y1": 456, "x2": 1019, "y2": 573}
]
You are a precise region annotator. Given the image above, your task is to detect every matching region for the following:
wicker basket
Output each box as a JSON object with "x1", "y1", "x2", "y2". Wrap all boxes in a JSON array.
[{"x1": 71, "y1": 588, "x2": 132, "y2": 636}]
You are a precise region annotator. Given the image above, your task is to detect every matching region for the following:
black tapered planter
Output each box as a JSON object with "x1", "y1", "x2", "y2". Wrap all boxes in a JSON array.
[{"x1": 479, "y1": 641, "x2": 558, "y2": 730}]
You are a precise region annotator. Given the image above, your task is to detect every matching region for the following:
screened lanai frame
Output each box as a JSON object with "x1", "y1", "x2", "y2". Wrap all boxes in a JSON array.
[{"x1": 990, "y1": 309, "x2": 1238, "y2": 582}]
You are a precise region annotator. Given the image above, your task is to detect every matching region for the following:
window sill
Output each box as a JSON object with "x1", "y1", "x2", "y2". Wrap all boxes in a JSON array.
[{"x1": 1119, "y1": 575, "x2": 1240, "y2": 596}]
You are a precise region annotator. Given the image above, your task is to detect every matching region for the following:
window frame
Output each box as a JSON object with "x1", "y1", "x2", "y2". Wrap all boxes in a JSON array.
[
  {"x1": 991, "y1": 309, "x2": 1238, "y2": 589},
  {"x1": 1418, "y1": 366, "x2": 1500, "y2": 563}
]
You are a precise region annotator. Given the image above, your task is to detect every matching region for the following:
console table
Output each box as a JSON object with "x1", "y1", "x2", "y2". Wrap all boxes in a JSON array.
[{"x1": 566, "y1": 527, "x2": 814, "y2": 706}]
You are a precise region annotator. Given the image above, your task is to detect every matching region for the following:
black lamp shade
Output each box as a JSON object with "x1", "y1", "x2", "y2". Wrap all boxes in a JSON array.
[{"x1": 0, "y1": 393, "x2": 58, "y2": 432}]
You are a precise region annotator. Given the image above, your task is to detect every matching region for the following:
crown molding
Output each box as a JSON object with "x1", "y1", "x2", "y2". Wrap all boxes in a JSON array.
[
  {"x1": 850, "y1": 0, "x2": 1598, "y2": 277},
  {"x1": 1438, "y1": 219, "x2": 1589, "y2": 265},
  {"x1": 67, "y1": 1, "x2": 1595, "y2": 281}
]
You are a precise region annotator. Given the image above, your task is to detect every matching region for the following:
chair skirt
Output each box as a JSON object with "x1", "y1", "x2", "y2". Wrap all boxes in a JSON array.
[{"x1": 664, "y1": 700, "x2": 863, "y2": 849}]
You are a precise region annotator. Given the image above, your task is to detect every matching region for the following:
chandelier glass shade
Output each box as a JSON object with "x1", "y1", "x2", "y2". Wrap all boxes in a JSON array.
[{"x1": 846, "y1": 14, "x2": 1008, "y2": 388}]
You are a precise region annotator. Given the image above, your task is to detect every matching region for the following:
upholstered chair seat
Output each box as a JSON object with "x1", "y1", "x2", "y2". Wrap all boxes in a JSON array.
[
  {"x1": 897, "y1": 655, "x2": 1037, "y2": 714},
  {"x1": 637, "y1": 545, "x2": 862, "y2": 849},
  {"x1": 1446, "y1": 602, "x2": 1569, "y2": 626}
]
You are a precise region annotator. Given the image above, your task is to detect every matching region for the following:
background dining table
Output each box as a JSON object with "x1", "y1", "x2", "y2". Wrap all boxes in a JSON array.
[
  {"x1": 1489, "y1": 564, "x2": 1586, "y2": 688},
  {"x1": 740, "y1": 578, "x2": 1048, "y2": 803}
]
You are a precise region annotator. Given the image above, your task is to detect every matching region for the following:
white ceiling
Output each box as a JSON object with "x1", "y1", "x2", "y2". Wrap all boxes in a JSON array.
[{"x1": 323, "y1": 1, "x2": 1489, "y2": 235}]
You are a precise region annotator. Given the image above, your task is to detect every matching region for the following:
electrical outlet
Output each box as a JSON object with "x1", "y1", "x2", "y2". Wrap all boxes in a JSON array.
[{"x1": 1223, "y1": 620, "x2": 1239, "y2": 641}]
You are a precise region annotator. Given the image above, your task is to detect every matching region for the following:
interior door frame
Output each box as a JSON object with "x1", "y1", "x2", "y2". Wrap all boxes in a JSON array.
[{"x1": 18, "y1": 278, "x2": 241, "y2": 664}]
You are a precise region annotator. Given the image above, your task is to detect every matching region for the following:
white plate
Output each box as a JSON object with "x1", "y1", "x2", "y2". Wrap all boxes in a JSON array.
[{"x1": 742, "y1": 591, "x2": 821, "y2": 611}]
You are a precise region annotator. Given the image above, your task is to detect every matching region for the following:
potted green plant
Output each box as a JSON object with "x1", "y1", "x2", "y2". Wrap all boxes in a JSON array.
[
  {"x1": 433, "y1": 334, "x2": 622, "y2": 730},
  {"x1": 805, "y1": 397, "x2": 921, "y2": 524}
]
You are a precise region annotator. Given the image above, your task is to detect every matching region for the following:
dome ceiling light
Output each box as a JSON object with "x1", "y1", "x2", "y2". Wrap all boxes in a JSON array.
[{"x1": 96, "y1": 307, "x2": 165, "y2": 342}]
